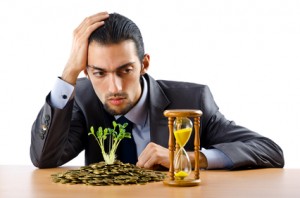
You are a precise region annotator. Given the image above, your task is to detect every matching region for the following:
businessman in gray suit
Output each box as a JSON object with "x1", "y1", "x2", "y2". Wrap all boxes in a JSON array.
[{"x1": 30, "y1": 12, "x2": 284, "y2": 169}]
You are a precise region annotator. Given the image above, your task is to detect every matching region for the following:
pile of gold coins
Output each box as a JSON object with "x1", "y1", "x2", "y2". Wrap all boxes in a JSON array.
[{"x1": 51, "y1": 160, "x2": 166, "y2": 186}]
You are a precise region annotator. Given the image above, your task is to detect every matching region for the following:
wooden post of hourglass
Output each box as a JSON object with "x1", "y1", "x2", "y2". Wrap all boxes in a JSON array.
[{"x1": 163, "y1": 109, "x2": 203, "y2": 187}]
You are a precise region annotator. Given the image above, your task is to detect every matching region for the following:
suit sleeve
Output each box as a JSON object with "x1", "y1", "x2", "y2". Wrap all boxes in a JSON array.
[
  {"x1": 30, "y1": 94, "x2": 85, "y2": 168},
  {"x1": 200, "y1": 86, "x2": 285, "y2": 169}
]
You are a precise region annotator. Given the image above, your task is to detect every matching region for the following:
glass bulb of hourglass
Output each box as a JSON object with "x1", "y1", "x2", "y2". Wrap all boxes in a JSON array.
[{"x1": 173, "y1": 117, "x2": 193, "y2": 180}]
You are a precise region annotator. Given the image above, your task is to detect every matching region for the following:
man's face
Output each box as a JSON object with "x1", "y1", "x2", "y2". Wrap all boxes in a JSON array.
[{"x1": 86, "y1": 40, "x2": 149, "y2": 115}]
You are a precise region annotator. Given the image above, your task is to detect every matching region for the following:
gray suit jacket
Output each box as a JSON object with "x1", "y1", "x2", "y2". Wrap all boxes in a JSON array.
[{"x1": 30, "y1": 74, "x2": 284, "y2": 169}]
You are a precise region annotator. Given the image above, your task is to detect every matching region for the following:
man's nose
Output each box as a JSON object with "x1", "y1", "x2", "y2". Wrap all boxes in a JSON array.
[{"x1": 108, "y1": 73, "x2": 122, "y2": 93}]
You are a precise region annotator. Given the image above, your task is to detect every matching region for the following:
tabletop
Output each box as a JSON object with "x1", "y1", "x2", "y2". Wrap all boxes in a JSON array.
[{"x1": 0, "y1": 165, "x2": 299, "y2": 198}]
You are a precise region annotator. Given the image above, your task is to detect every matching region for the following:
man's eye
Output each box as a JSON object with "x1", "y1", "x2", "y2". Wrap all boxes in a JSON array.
[
  {"x1": 120, "y1": 67, "x2": 133, "y2": 74},
  {"x1": 93, "y1": 70, "x2": 105, "y2": 77}
]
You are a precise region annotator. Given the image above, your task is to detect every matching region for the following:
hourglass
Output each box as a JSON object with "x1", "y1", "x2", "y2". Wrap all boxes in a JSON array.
[
  {"x1": 173, "y1": 116, "x2": 192, "y2": 180},
  {"x1": 163, "y1": 109, "x2": 202, "y2": 187}
]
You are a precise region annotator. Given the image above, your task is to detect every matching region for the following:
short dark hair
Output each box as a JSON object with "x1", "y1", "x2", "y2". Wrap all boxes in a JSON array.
[{"x1": 89, "y1": 13, "x2": 145, "y2": 62}]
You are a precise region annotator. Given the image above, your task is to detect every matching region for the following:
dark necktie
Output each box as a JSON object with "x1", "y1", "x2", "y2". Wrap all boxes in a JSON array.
[{"x1": 116, "y1": 116, "x2": 138, "y2": 164}]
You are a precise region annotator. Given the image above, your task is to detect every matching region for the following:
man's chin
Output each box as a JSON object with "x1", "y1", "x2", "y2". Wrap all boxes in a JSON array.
[
  {"x1": 104, "y1": 104, "x2": 131, "y2": 116},
  {"x1": 104, "y1": 107, "x2": 121, "y2": 116}
]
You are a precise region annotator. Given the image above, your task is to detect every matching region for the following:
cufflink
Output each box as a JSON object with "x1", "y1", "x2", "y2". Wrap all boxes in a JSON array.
[
  {"x1": 40, "y1": 114, "x2": 50, "y2": 140},
  {"x1": 40, "y1": 125, "x2": 47, "y2": 140}
]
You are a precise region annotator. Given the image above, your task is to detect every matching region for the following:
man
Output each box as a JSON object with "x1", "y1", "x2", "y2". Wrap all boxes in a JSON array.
[{"x1": 30, "y1": 12, "x2": 284, "y2": 169}]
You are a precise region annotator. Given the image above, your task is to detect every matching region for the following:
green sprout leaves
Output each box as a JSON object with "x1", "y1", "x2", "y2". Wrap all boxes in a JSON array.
[{"x1": 88, "y1": 121, "x2": 131, "y2": 164}]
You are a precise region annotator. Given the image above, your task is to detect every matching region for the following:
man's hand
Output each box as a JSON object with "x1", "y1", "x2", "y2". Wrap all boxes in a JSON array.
[
  {"x1": 188, "y1": 151, "x2": 208, "y2": 169},
  {"x1": 136, "y1": 142, "x2": 170, "y2": 169},
  {"x1": 62, "y1": 12, "x2": 109, "y2": 85},
  {"x1": 136, "y1": 142, "x2": 209, "y2": 170}
]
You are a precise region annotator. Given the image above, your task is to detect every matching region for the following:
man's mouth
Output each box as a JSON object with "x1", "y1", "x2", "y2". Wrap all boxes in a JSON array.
[{"x1": 108, "y1": 97, "x2": 125, "y2": 106}]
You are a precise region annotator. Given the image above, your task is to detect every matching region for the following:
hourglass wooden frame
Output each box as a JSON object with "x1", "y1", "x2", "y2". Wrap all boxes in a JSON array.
[{"x1": 163, "y1": 109, "x2": 203, "y2": 187}]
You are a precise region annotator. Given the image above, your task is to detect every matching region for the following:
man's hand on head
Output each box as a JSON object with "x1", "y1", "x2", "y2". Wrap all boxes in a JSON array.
[{"x1": 62, "y1": 12, "x2": 109, "y2": 85}]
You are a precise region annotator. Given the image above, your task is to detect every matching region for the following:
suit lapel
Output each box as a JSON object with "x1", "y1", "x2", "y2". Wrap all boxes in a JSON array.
[{"x1": 144, "y1": 74, "x2": 171, "y2": 148}]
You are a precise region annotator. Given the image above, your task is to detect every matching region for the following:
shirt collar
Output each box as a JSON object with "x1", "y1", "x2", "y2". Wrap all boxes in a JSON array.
[{"x1": 115, "y1": 76, "x2": 148, "y2": 127}]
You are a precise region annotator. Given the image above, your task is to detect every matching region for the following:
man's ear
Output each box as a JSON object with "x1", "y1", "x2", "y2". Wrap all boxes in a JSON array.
[{"x1": 141, "y1": 54, "x2": 150, "y2": 75}]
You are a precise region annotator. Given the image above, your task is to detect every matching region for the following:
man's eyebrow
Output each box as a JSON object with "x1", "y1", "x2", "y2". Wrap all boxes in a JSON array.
[
  {"x1": 87, "y1": 62, "x2": 136, "y2": 71},
  {"x1": 118, "y1": 62, "x2": 136, "y2": 69}
]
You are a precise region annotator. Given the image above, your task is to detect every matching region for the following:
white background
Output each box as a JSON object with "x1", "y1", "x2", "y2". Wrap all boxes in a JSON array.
[{"x1": 0, "y1": 0, "x2": 299, "y2": 168}]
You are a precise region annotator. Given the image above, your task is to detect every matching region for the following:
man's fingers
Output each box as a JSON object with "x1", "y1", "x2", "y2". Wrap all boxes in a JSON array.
[
  {"x1": 84, "y1": 21, "x2": 105, "y2": 36},
  {"x1": 81, "y1": 11, "x2": 109, "y2": 31},
  {"x1": 137, "y1": 151, "x2": 155, "y2": 169},
  {"x1": 136, "y1": 142, "x2": 170, "y2": 169},
  {"x1": 78, "y1": 11, "x2": 109, "y2": 29},
  {"x1": 74, "y1": 12, "x2": 109, "y2": 38},
  {"x1": 141, "y1": 155, "x2": 156, "y2": 169},
  {"x1": 136, "y1": 142, "x2": 155, "y2": 167}
]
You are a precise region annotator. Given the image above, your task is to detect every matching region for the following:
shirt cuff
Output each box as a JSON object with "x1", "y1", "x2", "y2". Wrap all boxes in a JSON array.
[
  {"x1": 49, "y1": 77, "x2": 75, "y2": 109},
  {"x1": 201, "y1": 148, "x2": 233, "y2": 169}
]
